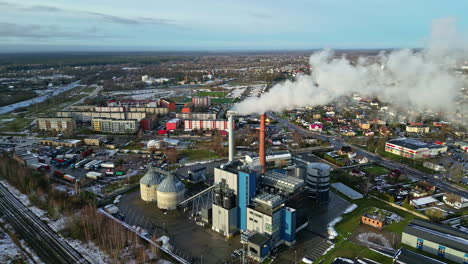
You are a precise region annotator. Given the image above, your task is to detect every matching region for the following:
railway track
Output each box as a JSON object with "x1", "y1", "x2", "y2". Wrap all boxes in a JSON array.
[{"x1": 0, "y1": 183, "x2": 89, "y2": 264}]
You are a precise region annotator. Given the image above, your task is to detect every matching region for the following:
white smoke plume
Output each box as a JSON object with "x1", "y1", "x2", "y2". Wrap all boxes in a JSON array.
[{"x1": 232, "y1": 17, "x2": 467, "y2": 116}]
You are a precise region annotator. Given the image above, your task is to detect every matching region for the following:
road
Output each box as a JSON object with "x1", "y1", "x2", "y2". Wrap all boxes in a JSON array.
[
  {"x1": 0, "y1": 183, "x2": 89, "y2": 264},
  {"x1": 267, "y1": 112, "x2": 468, "y2": 198},
  {"x1": 65, "y1": 85, "x2": 103, "y2": 110}
]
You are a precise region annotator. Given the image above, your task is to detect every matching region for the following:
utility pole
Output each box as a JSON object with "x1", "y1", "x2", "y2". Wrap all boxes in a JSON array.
[{"x1": 294, "y1": 250, "x2": 297, "y2": 264}]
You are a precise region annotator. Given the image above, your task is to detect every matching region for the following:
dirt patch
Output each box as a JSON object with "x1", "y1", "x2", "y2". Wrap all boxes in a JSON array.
[{"x1": 350, "y1": 225, "x2": 400, "y2": 250}]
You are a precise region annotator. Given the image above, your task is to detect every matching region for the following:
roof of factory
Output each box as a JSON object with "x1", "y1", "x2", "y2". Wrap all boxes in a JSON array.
[
  {"x1": 261, "y1": 171, "x2": 305, "y2": 193},
  {"x1": 393, "y1": 248, "x2": 446, "y2": 264},
  {"x1": 386, "y1": 138, "x2": 431, "y2": 150},
  {"x1": 248, "y1": 233, "x2": 270, "y2": 246},
  {"x1": 157, "y1": 172, "x2": 185, "y2": 193},
  {"x1": 245, "y1": 151, "x2": 291, "y2": 161},
  {"x1": 253, "y1": 193, "x2": 284, "y2": 208},
  {"x1": 167, "y1": 118, "x2": 180, "y2": 123}
]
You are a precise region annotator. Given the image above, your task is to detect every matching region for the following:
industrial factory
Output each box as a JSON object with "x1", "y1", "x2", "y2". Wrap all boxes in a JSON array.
[
  {"x1": 137, "y1": 111, "x2": 332, "y2": 262},
  {"x1": 206, "y1": 112, "x2": 329, "y2": 261}
]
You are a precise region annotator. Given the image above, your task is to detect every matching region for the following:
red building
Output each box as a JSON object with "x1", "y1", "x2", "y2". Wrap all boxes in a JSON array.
[
  {"x1": 166, "y1": 118, "x2": 181, "y2": 130},
  {"x1": 139, "y1": 119, "x2": 152, "y2": 131},
  {"x1": 158, "y1": 99, "x2": 176, "y2": 111}
]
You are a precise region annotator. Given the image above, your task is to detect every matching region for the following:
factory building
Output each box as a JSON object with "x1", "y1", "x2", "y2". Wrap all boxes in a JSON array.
[
  {"x1": 205, "y1": 112, "x2": 309, "y2": 261},
  {"x1": 175, "y1": 112, "x2": 217, "y2": 120},
  {"x1": 192, "y1": 96, "x2": 211, "y2": 107},
  {"x1": 306, "y1": 163, "x2": 331, "y2": 203},
  {"x1": 184, "y1": 119, "x2": 229, "y2": 130},
  {"x1": 210, "y1": 162, "x2": 306, "y2": 260},
  {"x1": 212, "y1": 182, "x2": 238, "y2": 237},
  {"x1": 140, "y1": 165, "x2": 164, "y2": 202},
  {"x1": 385, "y1": 138, "x2": 447, "y2": 159},
  {"x1": 36, "y1": 117, "x2": 76, "y2": 132},
  {"x1": 92, "y1": 118, "x2": 138, "y2": 134},
  {"x1": 139, "y1": 166, "x2": 185, "y2": 210},
  {"x1": 401, "y1": 219, "x2": 468, "y2": 263}
]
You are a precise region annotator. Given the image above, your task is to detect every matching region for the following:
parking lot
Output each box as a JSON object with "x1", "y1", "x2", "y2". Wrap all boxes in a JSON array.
[{"x1": 119, "y1": 190, "x2": 242, "y2": 264}]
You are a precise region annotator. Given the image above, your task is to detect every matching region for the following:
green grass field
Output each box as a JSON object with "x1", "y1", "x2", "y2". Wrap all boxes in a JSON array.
[
  {"x1": 180, "y1": 149, "x2": 220, "y2": 161},
  {"x1": 361, "y1": 165, "x2": 389, "y2": 175},
  {"x1": 314, "y1": 240, "x2": 393, "y2": 264},
  {"x1": 196, "y1": 91, "x2": 226, "y2": 97}
]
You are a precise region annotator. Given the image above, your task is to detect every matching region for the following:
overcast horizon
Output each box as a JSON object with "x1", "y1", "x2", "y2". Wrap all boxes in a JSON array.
[{"x1": 1, "y1": 0, "x2": 467, "y2": 52}]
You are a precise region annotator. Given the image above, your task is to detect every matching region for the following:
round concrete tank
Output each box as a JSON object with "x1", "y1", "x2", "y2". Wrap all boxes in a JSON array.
[
  {"x1": 157, "y1": 173, "x2": 185, "y2": 210},
  {"x1": 140, "y1": 165, "x2": 164, "y2": 202},
  {"x1": 306, "y1": 163, "x2": 331, "y2": 203}
]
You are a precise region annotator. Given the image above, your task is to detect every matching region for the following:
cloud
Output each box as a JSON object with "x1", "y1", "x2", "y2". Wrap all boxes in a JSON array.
[
  {"x1": 0, "y1": 22, "x2": 116, "y2": 40},
  {"x1": 248, "y1": 11, "x2": 273, "y2": 21},
  {"x1": 0, "y1": 1, "x2": 178, "y2": 26}
]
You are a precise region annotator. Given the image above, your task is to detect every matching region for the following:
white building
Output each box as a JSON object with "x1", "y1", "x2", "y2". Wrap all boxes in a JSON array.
[{"x1": 443, "y1": 194, "x2": 468, "y2": 209}]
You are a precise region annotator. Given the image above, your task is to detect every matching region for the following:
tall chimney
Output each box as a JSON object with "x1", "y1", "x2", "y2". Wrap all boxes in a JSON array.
[
  {"x1": 259, "y1": 113, "x2": 266, "y2": 174},
  {"x1": 227, "y1": 111, "x2": 235, "y2": 162}
]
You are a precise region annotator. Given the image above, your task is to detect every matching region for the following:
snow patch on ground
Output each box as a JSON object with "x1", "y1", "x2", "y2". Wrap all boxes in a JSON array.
[
  {"x1": 357, "y1": 232, "x2": 393, "y2": 250},
  {"x1": 0, "y1": 230, "x2": 26, "y2": 263},
  {"x1": 66, "y1": 239, "x2": 111, "y2": 264},
  {"x1": 1, "y1": 180, "x2": 31, "y2": 206},
  {"x1": 0, "y1": 217, "x2": 43, "y2": 264}
]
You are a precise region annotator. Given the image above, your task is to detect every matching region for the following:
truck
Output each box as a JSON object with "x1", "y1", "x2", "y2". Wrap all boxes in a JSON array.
[
  {"x1": 54, "y1": 170, "x2": 65, "y2": 177},
  {"x1": 29, "y1": 163, "x2": 50, "y2": 171},
  {"x1": 100, "y1": 162, "x2": 115, "y2": 169},
  {"x1": 63, "y1": 174, "x2": 76, "y2": 183},
  {"x1": 74, "y1": 159, "x2": 89, "y2": 168},
  {"x1": 65, "y1": 154, "x2": 77, "y2": 159},
  {"x1": 84, "y1": 160, "x2": 103, "y2": 170},
  {"x1": 81, "y1": 149, "x2": 93, "y2": 157},
  {"x1": 86, "y1": 171, "x2": 102, "y2": 180}
]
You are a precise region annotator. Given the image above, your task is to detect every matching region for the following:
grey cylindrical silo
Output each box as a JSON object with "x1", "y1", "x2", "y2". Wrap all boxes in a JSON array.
[{"x1": 306, "y1": 163, "x2": 331, "y2": 203}]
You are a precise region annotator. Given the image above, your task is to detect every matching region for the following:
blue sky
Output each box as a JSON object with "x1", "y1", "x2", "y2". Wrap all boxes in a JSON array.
[{"x1": 1, "y1": 0, "x2": 467, "y2": 52}]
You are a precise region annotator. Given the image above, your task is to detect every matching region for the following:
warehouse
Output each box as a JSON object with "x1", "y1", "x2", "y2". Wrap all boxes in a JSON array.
[
  {"x1": 385, "y1": 138, "x2": 447, "y2": 159},
  {"x1": 401, "y1": 219, "x2": 468, "y2": 263}
]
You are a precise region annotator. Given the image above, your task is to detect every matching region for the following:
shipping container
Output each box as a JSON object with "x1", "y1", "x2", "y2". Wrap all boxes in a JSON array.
[
  {"x1": 54, "y1": 170, "x2": 65, "y2": 177},
  {"x1": 86, "y1": 171, "x2": 102, "y2": 180},
  {"x1": 63, "y1": 174, "x2": 76, "y2": 182},
  {"x1": 100, "y1": 162, "x2": 115, "y2": 169}
]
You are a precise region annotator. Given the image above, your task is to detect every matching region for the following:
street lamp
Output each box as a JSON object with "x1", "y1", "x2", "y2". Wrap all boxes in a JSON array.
[{"x1": 294, "y1": 250, "x2": 296, "y2": 264}]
